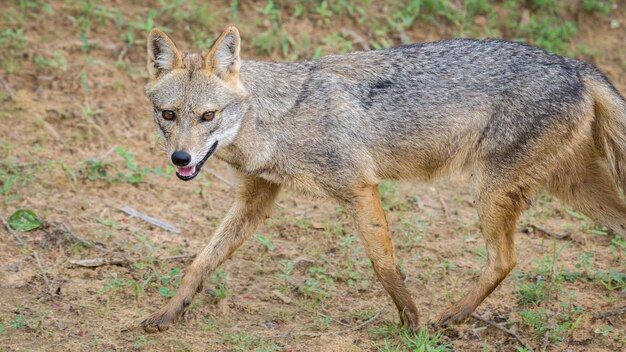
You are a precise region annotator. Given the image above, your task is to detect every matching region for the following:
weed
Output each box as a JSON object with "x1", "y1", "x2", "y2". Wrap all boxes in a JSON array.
[
  {"x1": 516, "y1": 240, "x2": 569, "y2": 306},
  {"x1": 8, "y1": 209, "x2": 42, "y2": 232},
  {"x1": 209, "y1": 269, "x2": 230, "y2": 301},
  {"x1": 303, "y1": 265, "x2": 334, "y2": 303},
  {"x1": 376, "y1": 325, "x2": 450, "y2": 351},
  {"x1": 0, "y1": 175, "x2": 15, "y2": 195},
  {"x1": 252, "y1": 0, "x2": 294, "y2": 57},
  {"x1": 33, "y1": 50, "x2": 67, "y2": 72},
  {"x1": 81, "y1": 159, "x2": 110, "y2": 181},
  {"x1": 562, "y1": 251, "x2": 626, "y2": 290},
  {"x1": 157, "y1": 267, "x2": 183, "y2": 298},
  {"x1": 437, "y1": 259, "x2": 457, "y2": 275},
  {"x1": 0, "y1": 27, "x2": 26, "y2": 72},
  {"x1": 225, "y1": 333, "x2": 254, "y2": 351},
  {"x1": 277, "y1": 259, "x2": 294, "y2": 287},
  {"x1": 582, "y1": 0, "x2": 614, "y2": 14},
  {"x1": 379, "y1": 181, "x2": 399, "y2": 211},
  {"x1": 114, "y1": 146, "x2": 148, "y2": 184},
  {"x1": 99, "y1": 273, "x2": 141, "y2": 301},
  {"x1": 256, "y1": 232, "x2": 276, "y2": 251},
  {"x1": 594, "y1": 325, "x2": 614, "y2": 336},
  {"x1": 134, "y1": 334, "x2": 156, "y2": 349}
]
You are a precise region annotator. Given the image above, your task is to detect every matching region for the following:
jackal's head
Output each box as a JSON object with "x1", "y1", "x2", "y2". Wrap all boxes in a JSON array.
[{"x1": 145, "y1": 27, "x2": 247, "y2": 181}]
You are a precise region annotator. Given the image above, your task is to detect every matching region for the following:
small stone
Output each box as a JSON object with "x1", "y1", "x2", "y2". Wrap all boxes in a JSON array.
[
  {"x1": 7, "y1": 263, "x2": 19, "y2": 272},
  {"x1": 312, "y1": 222, "x2": 325, "y2": 229},
  {"x1": 264, "y1": 321, "x2": 278, "y2": 330},
  {"x1": 272, "y1": 290, "x2": 292, "y2": 304}
]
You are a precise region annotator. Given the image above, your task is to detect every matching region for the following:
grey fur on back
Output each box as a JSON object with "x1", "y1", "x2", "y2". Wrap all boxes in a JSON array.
[{"x1": 214, "y1": 38, "x2": 616, "y2": 199}]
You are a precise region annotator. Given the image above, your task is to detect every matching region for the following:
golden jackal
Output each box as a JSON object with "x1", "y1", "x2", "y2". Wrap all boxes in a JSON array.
[{"x1": 141, "y1": 26, "x2": 626, "y2": 332}]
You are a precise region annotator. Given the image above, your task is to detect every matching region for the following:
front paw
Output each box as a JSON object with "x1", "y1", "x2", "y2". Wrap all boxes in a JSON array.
[{"x1": 141, "y1": 306, "x2": 181, "y2": 333}]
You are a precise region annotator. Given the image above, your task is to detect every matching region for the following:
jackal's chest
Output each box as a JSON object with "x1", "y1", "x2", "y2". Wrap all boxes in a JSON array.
[{"x1": 257, "y1": 170, "x2": 284, "y2": 184}]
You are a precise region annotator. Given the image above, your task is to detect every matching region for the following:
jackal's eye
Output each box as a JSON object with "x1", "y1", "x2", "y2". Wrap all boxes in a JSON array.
[
  {"x1": 161, "y1": 110, "x2": 176, "y2": 121},
  {"x1": 201, "y1": 111, "x2": 216, "y2": 122}
]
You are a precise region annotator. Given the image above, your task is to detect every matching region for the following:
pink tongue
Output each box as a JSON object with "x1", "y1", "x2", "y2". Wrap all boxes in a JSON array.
[{"x1": 177, "y1": 166, "x2": 195, "y2": 177}]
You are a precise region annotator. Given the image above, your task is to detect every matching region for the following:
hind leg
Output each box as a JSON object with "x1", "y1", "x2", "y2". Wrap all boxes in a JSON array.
[
  {"x1": 434, "y1": 184, "x2": 527, "y2": 327},
  {"x1": 548, "y1": 159, "x2": 626, "y2": 238}
]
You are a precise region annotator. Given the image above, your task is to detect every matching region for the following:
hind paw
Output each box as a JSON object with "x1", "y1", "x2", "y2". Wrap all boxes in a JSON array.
[{"x1": 432, "y1": 305, "x2": 473, "y2": 328}]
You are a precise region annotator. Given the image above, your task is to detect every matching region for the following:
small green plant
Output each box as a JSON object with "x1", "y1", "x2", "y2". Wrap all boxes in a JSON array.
[
  {"x1": 10, "y1": 315, "x2": 27, "y2": 329},
  {"x1": 128, "y1": 8, "x2": 171, "y2": 34},
  {"x1": 377, "y1": 326, "x2": 450, "y2": 352},
  {"x1": 519, "y1": 302, "x2": 582, "y2": 348},
  {"x1": 582, "y1": 0, "x2": 613, "y2": 14},
  {"x1": 516, "y1": 240, "x2": 568, "y2": 305},
  {"x1": 0, "y1": 27, "x2": 26, "y2": 72},
  {"x1": 1, "y1": 175, "x2": 15, "y2": 195},
  {"x1": 33, "y1": 50, "x2": 67, "y2": 71},
  {"x1": 209, "y1": 269, "x2": 230, "y2": 301},
  {"x1": 8, "y1": 209, "x2": 42, "y2": 232},
  {"x1": 99, "y1": 273, "x2": 141, "y2": 300},
  {"x1": 252, "y1": 0, "x2": 294, "y2": 57},
  {"x1": 256, "y1": 233, "x2": 275, "y2": 251},
  {"x1": 303, "y1": 266, "x2": 334, "y2": 303},
  {"x1": 594, "y1": 325, "x2": 614, "y2": 336},
  {"x1": 562, "y1": 251, "x2": 625, "y2": 290},
  {"x1": 277, "y1": 259, "x2": 294, "y2": 287},
  {"x1": 134, "y1": 334, "x2": 156, "y2": 349},
  {"x1": 379, "y1": 181, "x2": 399, "y2": 210},
  {"x1": 82, "y1": 159, "x2": 110, "y2": 181},
  {"x1": 114, "y1": 146, "x2": 148, "y2": 184},
  {"x1": 158, "y1": 267, "x2": 183, "y2": 298},
  {"x1": 436, "y1": 259, "x2": 457, "y2": 275},
  {"x1": 0, "y1": 28, "x2": 25, "y2": 49},
  {"x1": 225, "y1": 333, "x2": 254, "y2": 351}
]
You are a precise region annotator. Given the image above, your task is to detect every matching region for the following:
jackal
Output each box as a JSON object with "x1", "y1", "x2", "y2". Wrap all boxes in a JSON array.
[{"x1": 141, "y1": 26, "x2": 626, "y2": 332}]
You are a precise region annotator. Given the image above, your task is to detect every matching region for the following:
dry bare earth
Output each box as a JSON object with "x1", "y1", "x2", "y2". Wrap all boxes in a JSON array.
[{"x1": 0, "y1": 1, "x2": 625, "y2": 351}]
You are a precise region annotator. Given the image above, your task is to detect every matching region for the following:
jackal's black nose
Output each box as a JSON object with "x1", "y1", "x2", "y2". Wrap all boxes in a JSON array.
[{"x1": 171, "y1": 151, "x2": 191, "y2": 166}]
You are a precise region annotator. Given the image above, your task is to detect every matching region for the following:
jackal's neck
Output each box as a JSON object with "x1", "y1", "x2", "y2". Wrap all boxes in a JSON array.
[
  {"x1": 239, "y1": 60, "x2": 311, "y2": 121},
  {"x1": 215, "y1": 60, "x2": 309, "y2": 172}
]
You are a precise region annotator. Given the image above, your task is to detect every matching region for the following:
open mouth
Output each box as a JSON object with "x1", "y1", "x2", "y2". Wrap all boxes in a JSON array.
[{"x1": 175, "y1": 141, "x2": 218, "y2": 181}]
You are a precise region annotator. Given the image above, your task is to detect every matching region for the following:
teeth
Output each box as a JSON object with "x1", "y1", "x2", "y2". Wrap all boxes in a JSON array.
[{"x1": 177, "y1": 166, "x2": 196, "y2": 177}]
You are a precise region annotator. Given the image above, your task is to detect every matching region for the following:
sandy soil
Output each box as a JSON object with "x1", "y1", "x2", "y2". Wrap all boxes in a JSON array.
[{"x1": 0, "y1": 1, "x2": 624, "y2": 351}]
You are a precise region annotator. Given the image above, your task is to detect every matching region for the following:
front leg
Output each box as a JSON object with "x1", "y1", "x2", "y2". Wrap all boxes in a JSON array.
[{"x1": 141, "y1": 175, "x2": 280, "y2": 333}]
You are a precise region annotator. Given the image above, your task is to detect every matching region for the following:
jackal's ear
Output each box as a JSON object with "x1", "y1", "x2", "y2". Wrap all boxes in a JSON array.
[
  {"x1": 147, "y1": 29, "x2": 183, "y2": 79},
  {"x1": 205, "y1": 26, "x2": 241, "y2": 82}
]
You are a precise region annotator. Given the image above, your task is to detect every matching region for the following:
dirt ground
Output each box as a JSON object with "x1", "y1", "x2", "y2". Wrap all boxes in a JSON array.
[{"x1": 0, "y1": 1, "x2": 625, "y2": 351}]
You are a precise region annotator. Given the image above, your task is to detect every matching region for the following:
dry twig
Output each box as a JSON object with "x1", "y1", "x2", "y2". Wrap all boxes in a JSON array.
[
  {"x1": 69, "y1": 254, "x2": 196, "y2": 268},
  {"x1": 60, "y1": 223, "x2": 109, "y2": 254},
  {"x1": 528, "y1": 224, "x2": 570, "y2": 240},
  {"x1": 33, "y1": 251, "x2": 54, "y2": 293},
  {"x1": 471, "y1": 313, "x2": 530, "y2": 349},
  {"x1": 0, "y1": 76, "x2": 16, "y2": 99},
  {"x1": 120, "y1": 206, "x2": 180, "y2": 233},
  {"x1": 1, "y1": 215, "x2": 27, "y2": 247},
  {"x1": 439, "y1": 197, "x2": 449, "y2": 218},
  {"x1": 266, "y1": 307, "x2": 386, "y2": 338},
  {"x1": 317, "y1": 311, "x2": 352, "y2": 327},
  {"x1": 593, "y1": 306, "x2": 626, "y2": 320}
]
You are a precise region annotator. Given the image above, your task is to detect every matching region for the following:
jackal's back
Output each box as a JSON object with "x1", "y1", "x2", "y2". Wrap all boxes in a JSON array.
[{"x1": 242, "y1": 39, "x2": 592, "y2": 188}]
